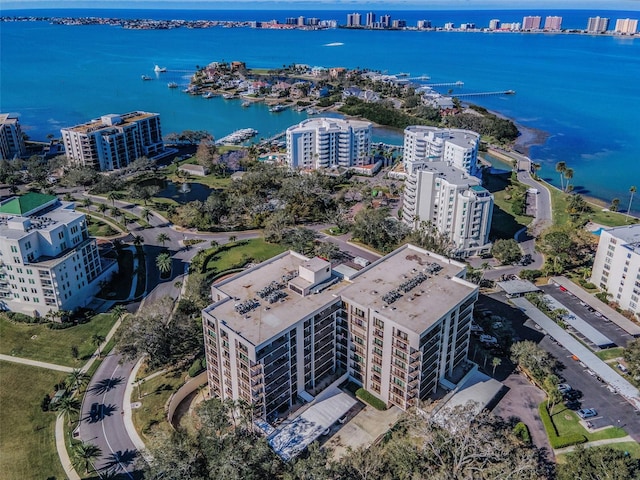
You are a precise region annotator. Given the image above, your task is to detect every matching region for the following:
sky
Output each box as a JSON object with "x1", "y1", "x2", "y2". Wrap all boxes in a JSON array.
[{"x1": 1, "y1": 0, "x2": 639, "y2": 11}]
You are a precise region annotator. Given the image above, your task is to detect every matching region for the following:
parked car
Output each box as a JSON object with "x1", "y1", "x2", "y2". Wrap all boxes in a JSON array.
[
  {"x1": 564, "y1": 389, "x2": 583, "y2": 400},
  {"x1": 479, "y1": 334, "x2": 498, "y2": 345},
  {"x1": 558, "y1": 383, "x2": 572, "y2": 394},
  {"x1": 578, "y1": 408, "x2": 598, "y2": 419},
  {"x1": 565, "y1": 400, "x2": 581, "y2": 410},
  {"x1": 617, "y1": 363, "x2": 628, "y2": 373}
]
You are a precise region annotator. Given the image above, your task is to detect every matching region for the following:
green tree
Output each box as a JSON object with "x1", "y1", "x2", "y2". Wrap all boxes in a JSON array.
[
  {"x1": 491, "y1": 238, "x2": 522, "y2": 265},
  {"x1": 141, "y1": 207, "x2": 151, "y2": 223},
  {"x1": 107, "y1": 191, "x2": 122, "y2": 206},
  {"x1": 610, "y1": 198, "x2": 621, "y2": 212},
  {"x1": 70, "y1": 345, "x2": 79, "y2": 360},
  {"x1": 555, "y1": 161, "x2": 567, "y2": 191},
  {"x1": 156, "y1": 252, "x2": 172, "y2": 275},
  {"x1": 557, "y1": 445, "x2": 640, "y2": 480},
  {"x1": 628, "y1": 185, "x2": 637, "y2": 220},
  {"x1": 98, "y1": 202, "x2": 108, "y2": 215},
  {"x1": 71, "y1": 442, "x2": 102, "y2": 476},
  {"x1": 133, "y1": 235, "x2": 144, "y2": 247},
  {"x1": 492, "y1": 357, "x2": 502, "y2": 376},
  {"x1": 66, "y1": 369, "x2": 89, "y2": 392},
  {"x1": 92, "y1": 333, "x2": 105, "y2": 358},
  {"x1": 622, "y1": 338, "x2": 640, "y2": 388},
  {"x1": 156, "y1": 232, "x2": 170, "y2": 247},
  {"x1": 543, "y1": 374, "x2": 563, "y2": 410},
  {"x1": 57, "y1": 397, "x2": 80, "y2": 426},
  {"x1": 563, "y1": 167, "x2": 574, "y2": 192}
]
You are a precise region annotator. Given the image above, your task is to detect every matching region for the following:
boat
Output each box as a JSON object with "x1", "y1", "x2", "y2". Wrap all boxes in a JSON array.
[
  {"x1": 154, "y1": 65, "x2": 167, "y2": 73},
  {"x1": 241, "y1": 101, "x2": 251, "y2": 108},
  {"x1": 168, "y1": 82, "x2": 178, "y2": 89},
  {"x1": 222, "y1": 93, "x2": 236, "y2": 100},
  {"x1": 141, "y1": 75, "x2": 152, "y2": 81},
  {"x1": 202, "y1": 92, "x2": 215, "y2": 99},
  {"x1": 269, "y1": 104, "x2": 287, "y2": 113}
]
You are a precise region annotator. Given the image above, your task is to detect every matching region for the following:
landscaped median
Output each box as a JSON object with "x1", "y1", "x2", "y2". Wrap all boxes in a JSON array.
[{"x1": 539, "y1": 401, "x2": 628, "y2": 450}]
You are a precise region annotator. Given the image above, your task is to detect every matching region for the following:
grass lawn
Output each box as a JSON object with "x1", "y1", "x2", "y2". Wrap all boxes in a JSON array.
[
  {"x1": 204, "y1": 239, "x2": 286, "y2": 273},
  {"x1": 550, "y1": 403, "x2": 627, "y2": 442},
  {"x1": 132, "y1": 369, "x2": 186, "y2": 439},
  {"x1": 595, "y1": 347, "x2": 625, "y2": 362},
  {"x1": 87, "y1": 216, "x2": 119, "y2": 237},
  {"x1": 545, "y1": 181, "x2": 631, "y2": 228},
  {"x1": 0, "y1": 361, "x2": 66, "y2": 479},
  {"x1": 0, "y1": 312, "x2": 118, "y2": 367},
  {"x1": 484, "y1": 172, "x2": 533, "y2": 239},
  {"x1": 77, "y1": 207, "x2": 128, "y2": 232},
  {"x1": 602, "y1": 441, "x2": 640, "y2": 458}
]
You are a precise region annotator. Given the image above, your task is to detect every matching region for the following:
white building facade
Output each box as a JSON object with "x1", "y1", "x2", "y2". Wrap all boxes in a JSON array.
[
  {"x1": 0, "y1": 113, "x2": 27, "y2": 160},
  {"x1": 0, "y1": 193, "x2": 117, "y2": 316},
  {"x1": 202, "y1": 245, "x2": 478, "y2": 420},
  {"x1": 403, "y1": 126, "x2": 480, "y2": 176},
  {"x1": 591, "y1": 225, "x2": 640, "y2": 318},
  {"x1": 61, "y1": 111, "x2": 164, "y2": 171},
  {"x1": 286, "y1": 117, "x2": 372, "y2": 170},
  {"x1": 402, "y1": 161, "x2": 493, "y2": 257}
]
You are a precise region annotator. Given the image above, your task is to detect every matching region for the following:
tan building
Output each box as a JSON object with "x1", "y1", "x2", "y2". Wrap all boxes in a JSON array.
[
  {"x1": 202, "y1": 244, "x2": 478, "y2": 420},
  {"x1": 0, "y1": 113, "x2": 26, "y2": 160},
  {"x1": 61, "y1": 111, "x2": 164, "y2": 171},
  {"x1": 614, "y1": 18, "x2": 638, "y2": 34}
]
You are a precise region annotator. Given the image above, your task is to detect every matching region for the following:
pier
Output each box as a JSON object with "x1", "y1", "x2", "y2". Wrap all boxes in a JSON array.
[
  {"x1": 424, "y1": 81, "x2": 464, "y2": 88},
  {"x1": 453, "y1": 90, "x2": 515, "y2": 97}
]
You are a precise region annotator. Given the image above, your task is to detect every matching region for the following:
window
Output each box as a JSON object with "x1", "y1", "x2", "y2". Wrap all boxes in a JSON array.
[{"x1": 10, "y1": 245, "x2": 17, "y2": 253}]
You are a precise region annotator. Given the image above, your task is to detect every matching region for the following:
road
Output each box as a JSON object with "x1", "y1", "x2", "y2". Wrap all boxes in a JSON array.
[{"x1": 79, "y1": 353, "x2": 138, "y2": 477}]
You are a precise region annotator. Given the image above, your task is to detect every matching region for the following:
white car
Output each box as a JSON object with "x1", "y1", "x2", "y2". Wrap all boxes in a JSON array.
[
  {"x1": 578, "y1": 408, "x2": 597, "y2": 419},
  {"x1": 479, "y1": 334, "x2": 498, "y2": 345},
  {"x1": 558, "y1": 383, "x2": 572, "y2": 394}
]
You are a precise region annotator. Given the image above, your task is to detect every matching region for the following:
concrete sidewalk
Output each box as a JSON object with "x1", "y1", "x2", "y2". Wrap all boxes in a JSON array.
[
  {"x1": 554, "y1": 435, "x2": 635, "y2": 455},
  {"x1": 123, "y1": 357, "x2": 153, "y2": 463},
  {"x1": 0, "y1": 353, "x2": 74, "y2": 373},
  {"x1": 55, "y1": 414, "x2": 81, "y2": 480}
]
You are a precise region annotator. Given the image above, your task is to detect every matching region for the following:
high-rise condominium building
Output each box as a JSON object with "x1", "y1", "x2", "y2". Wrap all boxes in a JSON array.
[
  {"x1": 587, "y1": 16, "x2": 610, "y2": 33},
  {"x1": 347, "y1": 13, "x2": 361, "y2": 27},
  {"x1": 591, "y1": 225, "x2": 640, "y2": 318},
  {"x1": 380, "y1": 15, "x2": 391, "y2": 28},
  {"x1": 366, "y1": 12, "x2": 376, "y2": 27},
  {"x1": 286, "y1": 117, "x2": 372, "y2": 170},
  {"x1": 403, "y1": 126, "x2": 480, "y2": 176},
  {"x1": 522, "y1": 16, "x2": 541, "y2": 30},
  {"x1": 402, "y1": 161, "x2": 494, "y2": 257},
  {"x1": 0, "y1": 193, "x2": 117, "y2": 316},
  {"x1": 615, "y1": 18, "x2": 638, "y2": 34},
  {"x1": 0, "y1": 113, "x2": 26, "y2": 160},
  {"x1": 489, "y1": 19, "x2": 501, "y2": 30},
  {"x1": 61, "y1": 111, "x2": 164, "y2": 171},
  {"x1": 202, "y1": 244, "x2": 479, "y2": 420},
  {"x1": 544, "y1": 16, "x2": 563, "y2": 31}
]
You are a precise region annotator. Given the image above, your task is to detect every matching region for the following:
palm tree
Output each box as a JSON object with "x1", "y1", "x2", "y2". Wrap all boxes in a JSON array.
[
  {"x1": 91, "y1": 334, "x2": 105, "y2": 358},
  {"x1": 57, "y1": 397, "x2": 80, "y2": 426},
  {"x1": 555, "y1": 161, "x2": 566, "y2": 191},
  {"x1": 71, "y1": 442, "x2": 102, "y2": 476},
  {"x1": 107, "y1": 191, "x2": 122, "y2": 206},
  {"x1": 82, "y1": 197, "x2": 93, "y2": 209},
  {"x1": 492, "y1": 357, "x2": 502, "y2": 376},
  {"x1": 210, "y1": 239, "x2": 219, "y2": 248},
  {"x1": 156, "y1": 232, "x2": 169, "y2": 247},
  {"x1": 141, "y1": 207, "x2": 151, "y2": 223},
  {"x1": 133, "y1": 235, "x2": 144, "y2": 247},
  {"x1": 110, "y1": 304, "x2": 126, "y2": 319},
  {"x1": 66, "y1": 369, "x2": 90, "y2": 393},
  {"x1": 628, "y1": 186, "x2": 637, "y2": 221},
  {"x1": 98, "y1": 202, "x2": 107, "y2": 215},
  {"x1": 156, "y1": 252, "x2": 172, "y2": 275},
  {"x1": 563, "y1": 167, "x2": 574, "y2": 192}
]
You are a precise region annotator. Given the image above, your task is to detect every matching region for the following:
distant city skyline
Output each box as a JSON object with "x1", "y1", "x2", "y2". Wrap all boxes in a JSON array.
[{"x1": 2, "y1": 0, "x2": 640, "y2": 11}]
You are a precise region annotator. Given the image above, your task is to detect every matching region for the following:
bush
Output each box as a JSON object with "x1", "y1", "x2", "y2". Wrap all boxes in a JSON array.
[
  {"x1": 355, "y1": 388, "x2": 387, "y2": 411},
  {"x1": 520, "y1": 269, "x2": 542, "y2": 281},
  {"x1": 188, "y1": 357, "x2": 206, "y2": 377},
  {"x1": 513, "y1": 421, "x2": 532, "y2": 444},
  {"x1": 2, "y1": 311, "x2": 43, "y2": 323},
  {"x1": 538, "y1": 402, "x2": 587, "y2": 449},
  {"x1": 47, "y1": 322, "x2": 75, "y2": 330}
]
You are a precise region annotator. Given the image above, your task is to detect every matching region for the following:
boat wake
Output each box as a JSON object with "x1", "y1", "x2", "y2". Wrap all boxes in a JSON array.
[{"x1": 324, "y1": 42, "x2": 344, "y2": 47}]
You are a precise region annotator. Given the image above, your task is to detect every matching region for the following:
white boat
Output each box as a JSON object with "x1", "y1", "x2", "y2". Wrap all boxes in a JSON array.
[
  {"x1": 154, "y1": 65, "x2": 167, "y2": 73},
  {"x1": 222, "y1": 93, "x2": 236, "y2": 99},
  {"x1": 141, "y1": 75, "x2": 152, "y2": 81},
  {"x1": 241, "y1": 101, "x2": 251, "y2": 108},
  {"x1": 168, "y1": 82, "x2": 178, "y2": 88},
  {"x1": 269, "y1": 104, "x2": 287, "y2": 113},
  {"x1": 202, "y1": 92, "x2": 215, "y2": 99}
]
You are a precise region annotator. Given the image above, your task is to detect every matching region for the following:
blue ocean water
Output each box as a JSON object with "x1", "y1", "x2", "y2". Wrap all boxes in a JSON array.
[{"x1": 1, "y1": 9, "x2": 639, "y2": 211}]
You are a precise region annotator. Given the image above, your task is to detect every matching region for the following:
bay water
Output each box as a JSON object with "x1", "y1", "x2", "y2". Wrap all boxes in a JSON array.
[{"x1": 1, "y1": 9, "x2": 639, "y2": 210}]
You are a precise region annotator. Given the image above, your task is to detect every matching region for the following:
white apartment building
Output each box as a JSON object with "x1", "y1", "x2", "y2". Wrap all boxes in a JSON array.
[
  {"x1": 61, "y1": 111, "x2": 164, "y2": 171},
  {"x1": 403, "y1": 126, "x2": 480, "y2": 176},
  {"x1": 402, "y1": 161, "x2": 493, "y2": 257},
  {"x1": 615, "y1": 18, "x2": 638, "y2": 34},
  {"x1": 522, "y1": 16, "x2": 541, "y2": 30},
  {"x1": 0, "y1": 113, "x2": 27, "y2": 160},
  {"x1": 286, "y1": 117, "x2": 372, "y2": 170},
  {"x1": 544, "y1": 16, "x2": 563, "y2": 31},
  {"x1": 591, "y1": 225, "x2": 640, "y2": 318},
  {"x1": 0, "y1": 193, "x2": 117, "y2": 316},
  {"x1": 202, "y1": 244, "x2": 478, "y2": 421}
]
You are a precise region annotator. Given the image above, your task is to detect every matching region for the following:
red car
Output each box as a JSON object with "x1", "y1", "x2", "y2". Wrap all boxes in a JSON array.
[{"x1": 559, "y1": 286, "x2": 567, "y2": 292}]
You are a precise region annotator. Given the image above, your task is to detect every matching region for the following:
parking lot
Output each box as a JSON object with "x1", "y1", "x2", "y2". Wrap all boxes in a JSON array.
[
  {"x1": 540, "y1": 285, "x2": 635, "y2": 349},
  {"x1": 477, "y1": 293, "x2": 640, "y2": 443}
]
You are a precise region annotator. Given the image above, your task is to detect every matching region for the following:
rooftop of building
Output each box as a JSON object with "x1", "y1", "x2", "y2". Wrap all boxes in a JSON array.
[
  {"x1": 604, "y1": 224, "x2": 640, "y2": 253},
  {"x1": 0, "y1": 113, "x2": 20, "y2": 125},
  {"x1": 61, "y1": 111, "x2": 158, "y2": 134},
  {"x1": 288, "y1": 117, "x2": 372, "y2": 132},
  {"x1": 204, "y1": 251, "x2": 346, "y2": 347},
  {"x1": 404, "y1": 125, "x2": 480, "y2": 149},
  {"x1": 0, "y1": 198, "x2": 83, "y2": 240},
  {"x1": 408, "y1": 161, "x2": 481, "y2": 186},
  {"x1": 339, "y1": 244, "x2": 477, "y2": 334},
  {"x1": 0, "y1": 193, "x2": 58, "y2": 216}
]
